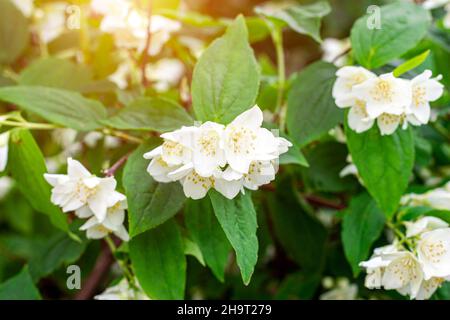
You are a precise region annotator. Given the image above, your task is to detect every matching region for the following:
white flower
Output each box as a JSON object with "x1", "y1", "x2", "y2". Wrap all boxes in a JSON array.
[
  {"x1": 181, "y1": 170, "x2": 215, "y2": 200},
  {"x1": 407, "y1": 70, "x2": 444, "y2": 124},
  {"x1": 91, "y1": 0, "x2": 130, "y2": 16},
  {"x1": 415, "y1": 277, "x2": 446, "y2": 300},
  {"x1": 44, "y1": 158, "x2": 124, "y2": 222},
  {"x1": 143, "y1": 106, "x2": 292, "y2": 200},
  {"x1": 94, "y1": 278, "x2": 149, "y2": 300},
  {"x1": 347, "y1": 99, "x2": 374, "y2": 133},
  {"x1": 80, "y1": 200, "x2": 129, "y2": 241},
  {"x1": 402, "y1": 183, "x2": 450, "y2": 210},
  {"x1": 108, "y1": 62, "x2": 134, "y2": 89},
  {"x1": 0, "y1": 131, "x2": 9, "y2": 172},
  {"x1": 352, "y1": 73, "x2": 412, "y2": 118},
  {"x1": 321, "y1": 38, "x2": 350, "y2": 67},
  {"x1": 145, "y1": 15, "x2": 181, "y2": 56},
  {"x1": 416, "y1": 228, "x2": 450, "y2": 280},
  {"x1": 404, "y1": 216, "x2": 449, "y2": 238},
  {"x1": 34, "y1": 2, "x2": 67, "y2": 43},
  {"x1": 145, "y1": 58, "x2": 185, "y2": 92},
  {"x1": 223, "y1": 106, "x2": 280, "y2": 174},
  {"x1": 359, "y1": 244, "x2": 398, "y2": 289},
  {"x1": 11, "y1": 0, "x2": 34, "y2": 17},
  {"x1": 332, "y1": 66, "x2": 376, "y2": 108},
  {"x1": 381, "y1": 251, "x2": 424, "y2": 298},
  {"x1": 188, "y1": 122, "x2": 226, "y2": 177}
]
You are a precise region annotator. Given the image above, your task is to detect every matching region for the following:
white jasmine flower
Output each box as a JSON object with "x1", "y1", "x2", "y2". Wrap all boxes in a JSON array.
[
  {"x1": 0, "y1": 131, "x2": 9, "y2": 172},
  {"x1": 34, "y1": 2, "x2": 67, "y2": 43},
  {"x1": 143, "y1": 106, "x2": 291, "y2": 200},
  {"x1": 416, "y1": 228, "x2": 450, "y2": 280},
  {"x1": 332, "y1": 66, "x2": 376, "y2": 108},
  {"x1": 405, "y1": 216, "x2": 449, "y2": 238},
  {"x1": 415, "y1": 277, "x2": 446, "y2": 300},
  {"x1": 321, "y1": 38, "x2": 350, "y2": 67},
  {"x1": 91, "y1": 0, "x2": 131, "y2": 16},
  {"x1": 381, "y1": 251, "x2": 424, "y2": 298},
  {"x1": 44, "y1": 158, "x2": 123, "y2": 222},
  {"x1": 181, "y1": 170, "x2": 215, "y2": 200},
  {"x1": 52, "y1": 128, "x2": 77, "y2": 149},
  {"x1": 109, "y1": 62, "x2": 133, "y2": 89},
  {"x1": 80, "y1": 200, "x2": 129, "y2": 241},
  {"x1": 359, "y1": 244, "x2": 399, "y2": 289},
  {"x1": 347, "y1": 99, "x2": 374, "y2": 133},
  {"x1": 145, "y1": 58, "x2": 185, "y2": 92},
  {"x1": 352, "y1": 73, "x2": 412, "y2": 118},
  {"x1": 223, "y1": 106, "x2": 280, "y2": 174},
  {"x1": 95, "y1": 278, "x2": 149, "y2": 300},
  {"x1": 376, "y1": 113, "x2": 405, "y2": 136},
  {"x1": 11, "y1": 0, "x2": 34, "y2": 17},
  {"x1": 407, "y1": 70, "x2": 444, "y2": 124},
  {"x1": 402, "y1": 183, "x2": 450, "y2": 210},
  {"x1": 188, "y1": 122, "x2": 226, "y2": 177}
]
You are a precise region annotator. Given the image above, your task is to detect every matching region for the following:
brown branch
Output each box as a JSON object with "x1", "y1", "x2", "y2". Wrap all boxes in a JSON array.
[
  {"x1": 141, "y1": 1, "x2": 153, "y2": 86},
  {"x1": 74, "y1": 241, "x2": 114, "y2": 300},
  {"x1": 303, "y1": 194, "x2": 347, "y2": 210},
  {"x1": 103, "y1": 152, "x2": 131, "y2": 177}
]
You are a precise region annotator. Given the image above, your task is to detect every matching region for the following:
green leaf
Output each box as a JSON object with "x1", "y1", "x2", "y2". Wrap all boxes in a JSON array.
[
  {"x1": 192, "y1": 15, "x2": 260, "y2": 124},
  {"x1": 123, "y1": 141, "x2": 185, "y2": 237},
  {"x1": 256, "y1": 1, "x2": 331, "y2": 42},
  {"x1": 183, "y1": 236, "x2": 205, "y2": 266},
  {"x1": 0, "y1": 267, "x2": 41, "y2": 300},
  {"x1": 0, "y1": 0, "x2": 29, "y2": 65},
  {"x1": 279, "y1": 143, "x2": 309, "y2": 167},
  {"x1": 275, "y1": 272, "x2": 321, "y2": 300},
  {"x1": 268, "y1": 189, "x2": 327, "y2": 272},
  {"x1": 103, "y1": 97, "x2": 193, "y2": 132},
  {"x1": 185, "y1": 198, "x2": 231, "y2": 282},
  {"x1": 129, "y1": 220, "x2": 186, "y2": 300},
  {"x1": 0, "y1": 86, "x2": 107, "y2": 131},
  {"x1": 303, "y1": 141, "x2": 356, "y2": 193},
  {"x1": 19, "y1": 57, "x2": 93, "y2": 91},
  {"x1": 393, "y1": 50, "x2": 431, "y2": 77},
  {"x1": 351, "y1": 2, "x2": 431, "y2": 69},
  {"x1": 287, "y1": 61, "x2": 341, "y2": 147},
  {"x1": 8, "y1": 129, "x2": 69, "y2": 232},
  {"x1": 209, "y1": 191, "x2": 258, "y2": 285},
  {"x1": 345, "y1": 122, "x2": 415, "y2": 218},
  {"x1": 342, "y1": 193, "x2": 386, "y2": 276},
  {"x1": 28, "y1": 230, "x2": 87, "y2": 281}
]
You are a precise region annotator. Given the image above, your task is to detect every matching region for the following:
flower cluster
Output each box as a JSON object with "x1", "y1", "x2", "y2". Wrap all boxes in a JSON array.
[
  {"x1": 144, "y1": 106, "x2": 292, "y2": 200},
  {"x1": 332, "y1": 67, "x2": 444, "y2": 135},
  {"x1": 360, "y1": 216, "x2": 450, "y2": 300},
  {"x1": 44, "y1": 158, "x2": 129, "y2": 241},
  {"x1": 402, "y1": 181, "x2": 450, "y2": 211},
  {"x1": 91, "y1": 0, "x2": 180, "y2": 56}
]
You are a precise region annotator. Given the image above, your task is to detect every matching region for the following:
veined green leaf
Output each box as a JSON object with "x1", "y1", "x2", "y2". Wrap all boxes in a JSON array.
[
  {"x1": 0, "y1": 266, "x2": 41, "y2": 300},
  {"x1": 0, "y1": 86, "x2": 107, "y2": 131},
  {"x1": 342, "y1": 193, "x2": 386, "y2": 276},
  {"x1": 8, "y1": 129, "x2": 69, "y2": 232},
  {"x1": 123, "y1": 141, "x2": 185, "y2": 237},
  {"x1": 129, "y1": 220, "x2": 186, "y2": 299},
  {"x1": 393, "y1": 50, "x2": 431, "y2": 77},
  {"x1": 209, "y1": 191, "x2": 258, "y2": 285},
  {"x1": 192, "y1": 15, "x2": 260, "y2": 124}
]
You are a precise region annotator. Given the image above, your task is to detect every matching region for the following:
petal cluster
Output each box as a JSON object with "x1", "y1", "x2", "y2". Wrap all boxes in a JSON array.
[
  {"x1": 333, "y1": 67, "x2": 444, "y2": 135},
  {"x1": 360, "y1": 216, "x2": 450, "y2": 300},
  {"x1": 144, "y1": 106, "x2": 292, "y2": 200},
  {"x1": 44, "y1": 158, "x2": 129, "y2": 241}
]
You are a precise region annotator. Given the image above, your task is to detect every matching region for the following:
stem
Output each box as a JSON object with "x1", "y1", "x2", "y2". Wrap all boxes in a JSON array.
[
  {"x1": 103, "y1": 152, "x2": 131, "y2": 177},
  {"x1": 140, "y1": 0, "x2": 153, "y2": 86},
  {"x1": 0, "y1": 120, "x2": 59, "y2": 130},
  {"x1": 104, "y1": 236, "x2": 136, "y2": 287},
  {"x1": 102, "y1": 128, "x2": 144, "y2": 144},
  {"x1": 270, "y1": 24, "x2": 286, "y2": 131}
]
